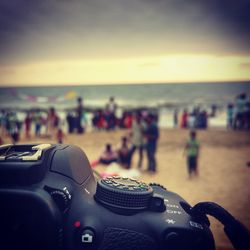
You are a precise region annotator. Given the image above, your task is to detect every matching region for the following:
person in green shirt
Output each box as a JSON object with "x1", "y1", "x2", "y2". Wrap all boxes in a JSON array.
[{"x1": 184, "y1": 130, "x2": 200, "y2": 178}]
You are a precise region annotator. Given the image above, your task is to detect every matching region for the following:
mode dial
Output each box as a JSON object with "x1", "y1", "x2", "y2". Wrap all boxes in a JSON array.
[{"x1": 95, "y1": 177, "x2": 153, "y2": 214}]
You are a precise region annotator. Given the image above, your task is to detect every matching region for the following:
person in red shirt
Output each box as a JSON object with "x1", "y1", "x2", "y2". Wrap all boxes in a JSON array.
[{"x1": 181, "y1": 109, "x2": 188, "y2": 128}]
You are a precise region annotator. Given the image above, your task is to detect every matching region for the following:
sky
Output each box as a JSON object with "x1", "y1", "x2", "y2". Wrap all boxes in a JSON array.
[{"x1": 0, "y1": 0, "x2": 250, "y2": 86}]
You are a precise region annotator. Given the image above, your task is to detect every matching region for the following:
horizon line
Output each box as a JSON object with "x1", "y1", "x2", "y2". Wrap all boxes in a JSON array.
[{"x1": 0, "y1": 79, "x2": 250, "y2": 88}]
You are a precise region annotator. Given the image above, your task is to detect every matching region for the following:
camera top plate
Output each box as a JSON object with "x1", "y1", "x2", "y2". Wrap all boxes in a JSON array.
[{"x1": 0, "y1": 144, "x2": 52, "y2": 161}]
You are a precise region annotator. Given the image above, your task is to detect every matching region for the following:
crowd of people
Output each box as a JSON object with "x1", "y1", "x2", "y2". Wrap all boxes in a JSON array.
[
  {"x1": 174, "y1": 107, "x2": 209, "y2": 129},
  {"x1": 0, "y1": 93, "x2": 249, "y2": 177},
  {"x1": 92, "y1": 112, "x2": 159, "y2": 173},
  {"x1": 0, "y1": 107, "x2": 65, "y2": 145},
  {"x1": 91, "y1": 97, "x2": 135, "y2": 130},
  {"x1": 227, "y1": 93, "x2": 250, "y2": 130}
]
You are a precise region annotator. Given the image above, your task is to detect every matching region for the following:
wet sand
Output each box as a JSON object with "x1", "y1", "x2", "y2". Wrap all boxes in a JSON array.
[{"x1": 3, "y1": 128, "x2": 250, "y2": 250}]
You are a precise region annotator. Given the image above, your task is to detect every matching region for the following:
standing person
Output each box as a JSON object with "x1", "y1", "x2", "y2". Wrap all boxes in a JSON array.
[
  {"x1": 106, "y1": 96, "x2": 117, "y2": 130},
  {"x1": 173, "y1": 109, "x2": 179, "y2": 128},
  {"x1": 76, "y1": 97, "x2": 84, "y2": 133},
  {"x1": 188, "y1": 112, "x2": 196, "y2": 129},
  {"x1": 24, "y1": 112, "x2": 32, "y2": 139},
  {"x1": 34, "y1": 111, "x2": 42, "y2": 137},
  {"x1": 246, "y1": 102, "x2": 250, "y2": 129},
  {"x1": 144, "y1": 114, "x2": 159, "y2": 173},
  {"x1": 184, "y1": 130, "x2": 200, "y2": 178},
  {"x1": 235, "y1": 93, "x2": 247, "y2": 129},
  {"x1": 0, "y1": 135, "x2": 3, "y2": 145},
  {"x1": 106, "y1": 96, "x2": 117, "y2": 116},
  {"x1": 181, "y1": 109, "x2": 188, "y2": 128},
  {"x1": 9, "y1": 112, "x2": 20, "y2": 144},
  {"x1": 66, "y1": 112, "x2": 75, "y2": 133},
  {"x1": 227, "y1": 104, "x2": 234, "y2": 129},
  {"x1": 130, "y1": 112, "x2": 145, "y2": 168},
  {"x1": 0, "y1": 110, "x2": 7, "y2": 137},
  {"x1": 47, "y1": 107, "x2": 57, "y2": 138}
]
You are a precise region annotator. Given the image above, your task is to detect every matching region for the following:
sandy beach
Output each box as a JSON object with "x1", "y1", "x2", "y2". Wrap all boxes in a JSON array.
[{"x1": 2, "y1": 128, "x2": 250, "y2": 250}]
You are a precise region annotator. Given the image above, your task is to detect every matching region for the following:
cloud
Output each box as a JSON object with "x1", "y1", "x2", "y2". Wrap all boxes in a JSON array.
[
  {"x1": 0, "y1": 0, "x2": 249, "y2": 65},
  {"x1": 0, "y1": 67, "x2": 16, "y2": 75},
  {"x1": 239, "y1": 63, "x2": 250, "y2": 70}
]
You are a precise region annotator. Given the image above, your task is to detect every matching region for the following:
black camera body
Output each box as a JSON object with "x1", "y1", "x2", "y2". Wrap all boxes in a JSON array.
[{"x1": 0, "y1": 144, "x2": 215, "y2": 250}]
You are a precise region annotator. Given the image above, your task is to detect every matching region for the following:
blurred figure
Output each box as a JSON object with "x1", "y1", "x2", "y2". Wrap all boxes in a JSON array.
[
  {"x1": 0, "y1": 135, "x2": 4, "y2": 145},
  {"x1": 105, "y1": 96, "x2": 117, "y2": 130},
  {"x1": 117, "y1": 136, "x2": 132, "y2": 169},
  {"x1": 99, "y1": 144, "x2": 118, "y2": 165},
  {"x1": 76, "y1": 97, "x2": 84, "y2": 133},
  {"x1": 173, "y1": 109, "x2": 179, "y2": 128},
  {"x1": 106, "y1": 96, "x2": 117, "y2": 116},
  {"x1": 34, "y1": 111, "x2": 42, "y2": 137},
  {"x1": 0, "y1": 110, "x2": 8, "y2": 137},
  {"x1": 144, "y1": 114, "x2": 159, "y2": 173},
  {"x1": 24, "y1": 112, "x2": 32, "y2": 139},
  {"x1": 210, "y1": 104, "x2": 217, "y2": 117},
  {"x1": 124, "y1": 112, "x2": 133, "y2": 129},
  {"x1": 199, "y1": 110, "x2": 208, "y2": 129},
  {"x1": 130, "y1": 112, "x2": 145, "y2": 168},
  {"x1": 234, "y1": 93, "x2": 247, "y2": 129},
  {"x1": 57, "y1": 128, "x2": 65, "y2": 144},
  {"x1": 227, "y1": 104, "x2": 234, "y2": 129},
  {"x1": 184, "y1": 130, "x2": 200, "y2": 178},
  {"x1": 188, "y1": 112, "x2": 196, "y2": 129},
  {"x1": 47, "y1": 107, "x2": 58, "y2": 138},
  {"x1": 8, "y1": 112, "x2": 20, "y2": 144},
  {"x1": 66, "y1": 112, "x2": 75, "y2": 133},
  {"x1": 181, "y1": 109, "x2": 188, "y2": 128},
  {"x1": 246, "y1": 101, "x2": 250, "y2": 129}
]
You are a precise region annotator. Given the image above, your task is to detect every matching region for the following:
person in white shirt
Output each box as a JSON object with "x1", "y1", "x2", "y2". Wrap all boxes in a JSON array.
[{"x1": 130, "y1": 112, "x2": 146, "y2": 168}]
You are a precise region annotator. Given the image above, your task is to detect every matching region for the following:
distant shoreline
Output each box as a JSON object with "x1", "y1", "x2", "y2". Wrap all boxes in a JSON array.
[{"x1": 0, "y1": 80, "x2": 250, "y2": 88}]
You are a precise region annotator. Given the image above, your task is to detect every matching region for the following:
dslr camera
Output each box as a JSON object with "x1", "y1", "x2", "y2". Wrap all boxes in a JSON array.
[{"x1": 0, "y1": 144, "x2": 249, "y2": 250}]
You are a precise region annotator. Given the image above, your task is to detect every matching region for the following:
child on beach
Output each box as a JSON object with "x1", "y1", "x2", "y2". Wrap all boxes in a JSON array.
[{"x1": 184, "y1": 130, "x2": 200, "y2": 178}]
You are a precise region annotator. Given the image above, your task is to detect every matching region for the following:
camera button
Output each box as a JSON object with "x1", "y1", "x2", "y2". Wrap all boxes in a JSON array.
[{"x1": 81, "y1": 229, "x2": 95, "y2": 244}]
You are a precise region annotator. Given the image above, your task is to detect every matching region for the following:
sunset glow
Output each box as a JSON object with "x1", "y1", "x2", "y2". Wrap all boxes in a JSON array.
[{"x1": 0, "y1": 0, "x2": 249, "y2": 86}]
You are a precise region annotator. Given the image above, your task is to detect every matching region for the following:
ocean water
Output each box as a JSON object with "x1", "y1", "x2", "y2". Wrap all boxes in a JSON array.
[
  {"x1": 0, "y1": 82, "x2": 250, "y2": 110},
  {"x1": 0, "y1": 82, "x2": 250, "y2": 128}
]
